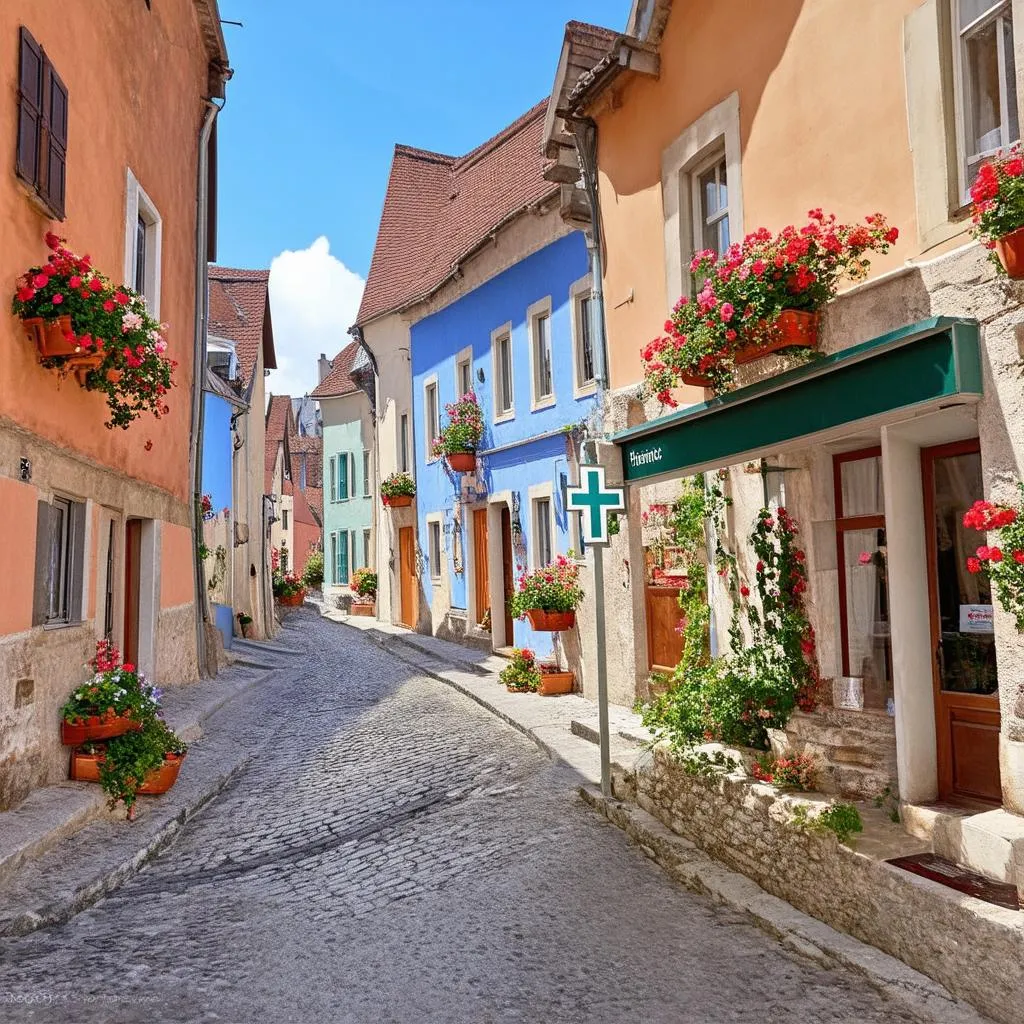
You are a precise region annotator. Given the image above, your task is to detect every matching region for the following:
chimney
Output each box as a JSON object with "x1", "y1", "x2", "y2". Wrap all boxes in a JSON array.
[{"x1": 318, "y1": 353, "x2": 332, "y2": 383}]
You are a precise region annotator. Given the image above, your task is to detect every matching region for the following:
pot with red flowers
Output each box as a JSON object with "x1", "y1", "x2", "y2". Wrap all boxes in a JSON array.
[
  {"x1": 509, "y1": 554, "x2": 584, "y2": 631},
  {"x1": 380, "y1": 471, "x2": 415, "y2": 508},
  {"x1": 430, "y1": 392, "x2": 483, "y2": 472},
  {"x1": 643, "y1": 210, "x2": 898, "y2": 399},
  {"x1": 962, "y1": 486, "x2": 1024, "y2": 630},
  {"x1": 12, "y1": 232, "x2": 175, "y2": 429},
  {"x1": 968, "y1": 149, "x2": 1024, "y2": 277},
  {"x1": 499, "y1": 648, "x2": 541, "y2": 692}
]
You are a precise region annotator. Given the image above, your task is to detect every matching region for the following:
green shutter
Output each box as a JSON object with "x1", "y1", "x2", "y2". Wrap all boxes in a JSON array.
[
  {"x1": 338, "y1": 529, "x2": 349, "y2": 583},
  {"x1": 338, "y1": 454, "x2": 349, "y2": 500}
]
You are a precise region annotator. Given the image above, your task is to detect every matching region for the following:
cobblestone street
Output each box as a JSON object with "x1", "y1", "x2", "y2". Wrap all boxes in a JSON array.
[{"x1": 0, "y1": 611, "x2": 936, "y2": 1023}]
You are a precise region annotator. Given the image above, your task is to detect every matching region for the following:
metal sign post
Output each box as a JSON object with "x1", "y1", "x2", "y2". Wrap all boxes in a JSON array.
[{"x1": 567, "y1": 465, "x2": 624, "y2": 799}]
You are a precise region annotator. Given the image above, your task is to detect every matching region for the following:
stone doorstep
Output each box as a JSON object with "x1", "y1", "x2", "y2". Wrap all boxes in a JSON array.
[
  {"x1": 580, "y1": 787, "x2": 993, "y2": 1024},
  {"x1": 904, "y1": 803, "x2": 1024, "y2": 890},
  {"x1": 0, "y1": 656, "x2": 279, "y2": 894}
]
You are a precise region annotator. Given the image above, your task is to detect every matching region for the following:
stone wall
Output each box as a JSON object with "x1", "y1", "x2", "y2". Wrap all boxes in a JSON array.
[{"x1": 626, "y1": 746, "x2": 1024, "y2": 1024}]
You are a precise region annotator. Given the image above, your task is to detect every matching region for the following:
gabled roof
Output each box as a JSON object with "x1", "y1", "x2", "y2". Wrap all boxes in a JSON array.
[
  {"x1": 355, "y1": 102, "x2": 559, "y2": 327},
  {"x1": 265, "y1": 394, "x2": 294, "y2": 492},
  {"x1": 305, "y1": 487, "x2": 323, "y2": 526},
  {"x1": 208, "y1": 267, "x2": 276, "y2": 389},
  {"x1": 309, "y1": 341, "x2": 361, "y2": 399}
]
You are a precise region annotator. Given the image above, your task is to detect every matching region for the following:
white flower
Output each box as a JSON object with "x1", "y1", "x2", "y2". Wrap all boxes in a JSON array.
[{"x1": 121, "y1": 311, "x2": 144, "y2": 334}]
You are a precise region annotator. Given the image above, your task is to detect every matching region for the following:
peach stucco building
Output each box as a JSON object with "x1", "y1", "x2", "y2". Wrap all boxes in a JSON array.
[
  {"x1": 544, "y1": 0, "x2": 1024, "y2": 968},
  {"x1": 0, "y1": 1, "x2": 228, "y2": 808}
]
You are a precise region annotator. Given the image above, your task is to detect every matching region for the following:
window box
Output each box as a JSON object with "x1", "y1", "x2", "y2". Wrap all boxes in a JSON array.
[
  {"x1": 446, "y1": 451, "x2": 477, "y2": 473},
  {"x1": 22, "y1": 314, "x2": 76, "y2": 357},
  {"x1": 525, "y1": 609, "x2": 576, "y2": 631},
  {"x1": 350, "y1": 602, "x2": 375, "y2": 617},
  {"x1": 538, "y1": 667, "x2": 575, "y2": 696},
  {"x1": 61, "y1": 712, "x2": 142, "y2": 747}
]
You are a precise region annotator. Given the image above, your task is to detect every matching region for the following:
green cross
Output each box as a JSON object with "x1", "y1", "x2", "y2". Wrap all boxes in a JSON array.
[{"x1": 568, "y1": 467, "x2": 625, "y2": 544}]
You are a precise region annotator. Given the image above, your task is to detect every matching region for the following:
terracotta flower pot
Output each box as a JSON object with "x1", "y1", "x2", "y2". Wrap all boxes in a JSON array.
[
  {"x1": 525, "y1": 609, "x2": 576, "y2": 631},
  {"x1": 69, "y1": 750, "x2": 103, "y2": 783},
  {"x1": 538, "y1": 670, "x2": 575, "y2": 696},
  {"x1": 61, "y1": 712, "x2": 142, "y2": 746},
  {"x1": 277, "y1": 591, "x2": 306, "y2": 607},
  {"x1": 71, "y1": 353, "x2": 104, "y2": 385},
  {"x1": 995, "y1": 225, "x2": 1024, "y2": 279},
  {"x1": 446, "y1": 451, "x2": 476, "y2": 473},
  {"x1": 385, "y1": 493, "x2": 413, "y2": 508},
  {"x1": 106, "y1": 368, "x2": 123, "y2": 384},
  {"x1": 351, "y1": 602, "x2": 376, "y2": 617},
  {"x1": 138, "y1": 753, "x2": 185, "y2": 795},
  {"x1": 23, "y1": 315, "x2": 77, "y2": 358}
]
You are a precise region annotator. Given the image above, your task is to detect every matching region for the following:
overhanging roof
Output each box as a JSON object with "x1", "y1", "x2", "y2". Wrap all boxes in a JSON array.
[{"x1": 612, "y1": 317, "x2": 982, "y2": 483}]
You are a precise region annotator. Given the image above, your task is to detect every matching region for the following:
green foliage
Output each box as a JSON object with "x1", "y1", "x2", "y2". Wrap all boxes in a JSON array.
[
  {"x1": 873, "y1": 786, "x2": 901, "y2": 823},
  {"x1": 60, "y1": 641, "x2": 159, "y2": 725},
  {"x1": 789, "y1": 802, "x2": 863, "y2": 845},
  {"x1": 430, "y1": 392, "x2": 483, "y2": 458},
  {"x1": 380, "y1": 472, "x2": 416, "y2": 500},
  {"x1": 751, "y1": 752, "x2": 818, "y2": 791},
  {"x1": 509, "y1": 555, "x2": 583, "y2": 617},
  {"x1": 499, "y1": 648, "x2": 540, "y2": 692},
  {"x1": 351, "y1": 567, "x2": 377, "y2": 599},
  {"x1": 272, "y1": 571, "x2": 304, "y2": 598},
  {"x1": 607, "y1": 512, "x2": 621, "y2": 537},
  {"x1": 95, "y1": 717, "x2": 187, "y2": 814},
  {"x1": 961, "y1": 484, "x2": 1024, "y2": 630},
  {"x1": 968, "y1": 152, "x2": 1024, "y2": 272},
  {"x1": 302, "y1": 550, "x2": 325, "y2": 588},
  {"x1": 679, "y1": 747, "x2": 742, "y2": 778}
]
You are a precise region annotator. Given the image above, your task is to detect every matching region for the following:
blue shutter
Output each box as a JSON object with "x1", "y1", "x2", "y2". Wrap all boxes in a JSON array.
[{"x1": 338, "y1": 530, "x2": 350, "y2": 582}]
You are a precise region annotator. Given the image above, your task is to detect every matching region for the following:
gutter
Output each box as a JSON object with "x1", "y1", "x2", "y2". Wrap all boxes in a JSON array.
[{"x1": 188, "y1": 91, "x2": 226, "y2": 677}]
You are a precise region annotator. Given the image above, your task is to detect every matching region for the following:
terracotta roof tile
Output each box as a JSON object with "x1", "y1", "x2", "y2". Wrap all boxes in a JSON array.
[
  {"x1": 305, "y1": 487, "x2": 323, "y2": 525},
  {"x1": 309, "y1": 341, "x2": 361, "y2": 399},
  {"x1": 208, "y1": 267, "x2": 276, "y2": 388},
  {"x1": 355, "y1": 102, "x2": 558, "y2": 326},
  {"x1": 265, "y1": 394, "x2": 293, "y2": 491}
]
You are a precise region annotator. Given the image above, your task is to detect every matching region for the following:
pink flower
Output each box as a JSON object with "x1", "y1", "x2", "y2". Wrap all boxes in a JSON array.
[
  {"x1": 858, "y1": 551, "x2": 872, "y2": 565},
  {"x1": 32, "y1": 273, "x2": 49, "y2": 288},
  {"x1": 719, "y1": 303, "x2": 735, "y2": 322},
  {"x1": 51, "y1": 293, "x2": 64, "y2": 305}
]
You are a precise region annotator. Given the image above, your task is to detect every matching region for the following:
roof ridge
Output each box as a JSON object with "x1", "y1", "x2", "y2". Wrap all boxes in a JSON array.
[
  {"x1": 453, "y1": 99, "x2": 547, "y2": 173},
  {"x1": 394, "y1": 143, "x2": 457, "y2": 165}
]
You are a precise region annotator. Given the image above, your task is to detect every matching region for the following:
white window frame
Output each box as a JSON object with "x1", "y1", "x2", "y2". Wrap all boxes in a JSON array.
[
  {"x1": 351, "y1": 530, "x2": 361, "y2": 572},
  {"x1": 527, "y1": 297, "x2": 555, "y2": 411},
  {"x1": 329, "y1": 455, "x2": 337, "y2": 503},
  {"x1": 690, "y1": 148, "x2": 730, "y2": 260},
  {"x1": 951, "y1": 0, "x2": 1020, "y2": 203},
  {"x1": 426, "y1": 513, "x2": 444, "y2": 582},
  {"x1": 362, "y1": 449, "x2": 371, "y2": 498},
  {"x1": 123, "y1": 169, "x2": 163, "y2": 318},
  {"x1": 399, "y1": 411, "x2": 410, "y2": 474},
  {"x1": 528, "y1": 482, "x2": 555, "y2": 570},
  {"x1": 337, "y1": 452, "x2": 354, "y2": 502},
  {"x1": 491, "y1": 321, "x2": 515, "y2": 423},
  {"x1": 454, "y1": 346, "x2": 473, "y2": 399},
  {"x1": 569, "y1": 274, "x2": 597, "y2": 398},
  {"x1": 424, "y1": 376, "x2": 440, "y2": 463},
  {"x1": 661, "y1": 93, "x2": 743, "y2": 307}
]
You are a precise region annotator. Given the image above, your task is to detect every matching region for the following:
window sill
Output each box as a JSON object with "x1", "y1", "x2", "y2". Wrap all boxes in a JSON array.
[
  {"x1": 43, "y1": 619, "x2": 84, "y2": 631},
  {"x1": 574, "y1": 381, "x2": 598, "y2": 399},
  {"x1": 493, "y1": 411, "x2": 515, "y2": 425},
  {"x1": 530, "y1": 396, "x2": 556, "y2": 413}
]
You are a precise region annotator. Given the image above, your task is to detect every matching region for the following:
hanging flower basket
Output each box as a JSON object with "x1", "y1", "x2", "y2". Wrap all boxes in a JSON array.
[
  {"x1": 386, "y1": 494, "x2": 412, "y2": 508},
  {"x1": 381, "y1": 471, "x2": 416, "y2": 506},
  {"x1": 22, "y1": 314, "x2": 77, "y2": 358},
  {"x1": 538, "y1": 667, "x2": 575, "y2": 696},
  {"x1": 525, "y1": 609, "x2": 576, "y2": 631},
  {"x1": 995, "y1": 225, "x2": 1024, "y2": 279},
  {"x1": 61, "y1": 712, "x2": 142, "y2": 746},
  {"x1": 968, "y1": 152, "x2": 1024, "y2": 278},
  {"x1": 446, "y1": 451, "x2": 477, "y2": 473},
  {"x1": 70, "y1": 353, "x2": 105, "y2": 386}
]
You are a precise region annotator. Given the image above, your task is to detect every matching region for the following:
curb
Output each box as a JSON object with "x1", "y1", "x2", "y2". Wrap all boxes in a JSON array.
[{"x1": 578, "y1": 786, "x2": 991, "y2": 1024}]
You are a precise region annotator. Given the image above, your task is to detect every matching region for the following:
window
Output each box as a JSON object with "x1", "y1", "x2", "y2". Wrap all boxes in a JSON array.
[
  {"x1": 533, "y1": 497, "x2": 553, "y2": 568},
  {"x1": 33, "y1": 496, "x2": 85, "y2": 626},
  {"x1": 834, "y1": 449, "x2": 892, "y2": 704},
  {"x1": 352, "y1": 531, "x2": 361, "y2": 571},
  {"x1": 363, "y1": 529, "x2": 372, "y2": 568},
  {"x1": 428, "y1": 519, "x2": 443, "y2": 580},
  {"x1": 329, "y1": 456, "x2": 337, "y2": 502},
  {"x1": 456, "y1": 348, "x2": 473, "y2": 398},
  {"x1": 528, "y1": 299, "x2": 554, "y2": 408},
  {"x1": 282, "y1": 508, "x2": 289, "y2": 530},
  {"x1": 953, "y1": 0, "x2": 1019, "y2": 199},
  {"x1": 363, "y1": 450, "x2": 371, "y2": 497},
  {"x1": 691, "y1": 150, "x2": 729, "y2": 260},
  {"x1": 399, "y1": 413, "x2": 410, "y2": 473},
  {"x1": 103, "y1": 520, "x2": 115, "y2": 639},
  {"x1": 492, "y1": 323, "x2": 514, "y2": 420},
  {"x1": 16, "y1": 27, "x2": 67, "y2": 220},
  {"x1": 424, "y1": 380, "x2": 439, "y2": 459},
  {"x1": 330, "y1": 533, "x2": 337, "y2": 584},
  {"x1": 337, "y1": 453, "x2": 350, "y2": 501},
  {"x1": 571, "y1": 276, "x2": 597, "y2": 395},
  {"x1": 124, "y1": 170, "x2": 163, "y2": 316},
  {"x1": 335, "y1": 529, "x2": 349, "y2": 584}
]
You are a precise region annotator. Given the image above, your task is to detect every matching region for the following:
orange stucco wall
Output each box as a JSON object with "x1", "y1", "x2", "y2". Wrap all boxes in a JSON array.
[
  {"x1": 0, "y1": 0, "x2": 209, "y2": 502},
  {"x1": 0, "y1": 476, "x2": 38, "y2": 634},
  {"x1": 594, "y1": 0, "x2": 932, "y2": 389},
  {"x1": 161, "y1": 522, "x2": 196, "y2": 608}
]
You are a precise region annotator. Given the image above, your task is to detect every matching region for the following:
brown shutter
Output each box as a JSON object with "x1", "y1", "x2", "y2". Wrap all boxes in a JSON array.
[
  {"x1": 31, "y1": 500, "x2": 53, "y2": 627},
  {"x1": 16, "y1": 27, "x2": 44, "y2": 189},
  {"x1": 43, "y1": 64, "x2": 68, "y2": 219}
]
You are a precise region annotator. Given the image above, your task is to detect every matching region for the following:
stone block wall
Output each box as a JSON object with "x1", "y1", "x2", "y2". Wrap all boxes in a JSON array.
[{"x1": 627, "y1": 745, "x2": 1024, "y2": 1024}]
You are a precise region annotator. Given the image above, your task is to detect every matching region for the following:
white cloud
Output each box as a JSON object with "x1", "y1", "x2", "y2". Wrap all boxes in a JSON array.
[{"x1": 266, "y1": 236, "x2": 365, "y2": 399}]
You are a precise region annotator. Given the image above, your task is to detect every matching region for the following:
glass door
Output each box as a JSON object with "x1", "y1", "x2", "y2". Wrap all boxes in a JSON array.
[{"x1": 923, "y1": 440, "x2": 1001, "y2": 803}]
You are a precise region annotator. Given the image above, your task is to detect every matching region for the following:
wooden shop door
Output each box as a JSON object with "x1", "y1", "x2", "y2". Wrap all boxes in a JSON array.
[
  {"x1": 398, "y1": 526, "x2": 416, "y2": 628},
  {"x1": 500, "y1": 507, "x2": 514, "y2": 646},
  {"x1": 473, "y1": 509, "x2": 489, "y2": 625},
  {"x1": 123, "y1": 519, "x2": 142, "y2": 666}
]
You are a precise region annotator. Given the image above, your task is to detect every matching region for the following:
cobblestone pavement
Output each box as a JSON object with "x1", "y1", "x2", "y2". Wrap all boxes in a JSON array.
[{"x1": 0, "y1": 610, "x2": 935, "y2": 1024}]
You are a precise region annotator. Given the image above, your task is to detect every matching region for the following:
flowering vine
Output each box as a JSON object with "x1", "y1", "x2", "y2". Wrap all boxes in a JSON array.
[{"x1": 963, "y1": 489, "x2": 1024, "y2": 630}]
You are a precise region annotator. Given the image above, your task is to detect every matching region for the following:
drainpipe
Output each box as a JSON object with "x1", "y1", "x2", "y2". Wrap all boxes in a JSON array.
[
  {"x1": 349, "y1": 323, "x2": 382, "y2": 609},
  {"x1": 188, "y1": 93, "x2": 225, "y2": 676}
]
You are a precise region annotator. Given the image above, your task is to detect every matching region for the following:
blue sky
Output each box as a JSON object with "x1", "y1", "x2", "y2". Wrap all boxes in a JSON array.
[{"x1": 215, "y1": 0, "x2": 630, "y2": 396}]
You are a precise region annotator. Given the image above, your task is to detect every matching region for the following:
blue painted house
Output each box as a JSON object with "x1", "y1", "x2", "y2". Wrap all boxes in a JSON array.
[{"x1": 412, "y1": 224, "x2": 598, "y2": 657}]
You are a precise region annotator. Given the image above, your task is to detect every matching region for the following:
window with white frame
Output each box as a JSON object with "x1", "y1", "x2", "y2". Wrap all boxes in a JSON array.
[
  {"x1": 329, "y1": 456, "x2": 337, "y2": 502},
  {"x1": 428, "y1": 519, "x2": 442, "y2": 580},
  {"x1": 124, "y1": 169, "x2": 162, "y2": 316},
  {"x1": 336, "y1": 453, "x2": 350, "y2": 501},
  {"x1": 399, "y1": 412, "x2": 410, "y2": 473},
  {"x1": 570, "y1": 275, "x2": 597, "y2": 395},
  {"x1": 691, "y1": 150, "x2": 730, "y2": 258},
  {"x1": 39, "y1": 496, "x2": 83, "y2": 624},
  {"x1": 424, "y1": 380, "x2": 439, "y2": 459},
  {"x1": 362, "y1": 450, "x2": 371, "y2": 497},
  {"x1": 528, "y1": 298, "x2": 554, "y2": 408},
  {"x1": 334, "y1": 529, "x2": 349, "y2": 584},
  {"x1": 953, "y1": 0, "x2": 1019, "y2": 200},
  {"x1": 455, "y1": 348, "x2": 473, "y2": 398},
  {"x1": 492, "y1": 324, "x2": 514, "y2": 419},
  {"x1": 532, "y1": 496, "x2": 553, "y2": 568}
]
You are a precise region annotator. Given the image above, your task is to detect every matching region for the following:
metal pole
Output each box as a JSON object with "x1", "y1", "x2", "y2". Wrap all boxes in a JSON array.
[{"x1": 593, "y1": 541, "x2": 611, "y2": 798}]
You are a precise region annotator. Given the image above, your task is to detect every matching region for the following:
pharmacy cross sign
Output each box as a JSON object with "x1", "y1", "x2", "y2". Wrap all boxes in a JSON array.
[{"x1": 568, "y1": 466, "x2": 625, "y2": 545}]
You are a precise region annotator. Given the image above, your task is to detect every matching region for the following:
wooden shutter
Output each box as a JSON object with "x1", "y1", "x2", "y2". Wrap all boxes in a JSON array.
[
  {"x1": 16, "y1": 27, "x2": 44, "y2": 189},
  {"x1": 338, "y1": 454, "x2": 348, "y2": 500},
  {"x1": 43, "y1": 64, "x2": 68, "y2": 218},
  {"x1": 67, "y1": 500, "x2": 86, "y2": 622},
  {"x1": 31, "y1": 500, "x2": 53, "y2": 626}
]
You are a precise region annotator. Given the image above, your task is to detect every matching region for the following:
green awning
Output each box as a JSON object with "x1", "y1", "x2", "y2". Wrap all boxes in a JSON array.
[{"x1": 613, "y1": 317, "x2": 981, "y2": 483}]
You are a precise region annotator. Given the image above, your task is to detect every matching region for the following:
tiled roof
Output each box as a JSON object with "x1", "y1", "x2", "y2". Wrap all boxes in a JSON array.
[
  {"x1": 289, "y1": 435, "x2": 322, "y2": 490},
  {"x1": 265, "y1": 394, "x2": 293, "y2": 491},
  {"x1": 309, "y1": 341, "x2": 361, "y2": 399},
  {"x1": 355, "y1": 102, "x2": 559, "y2": 326},
  {"x1": 208, "y1": 267, "x2": 276, "y2": 388},
  {"x1": 305, "y1": 486, "x2": 323, "y2": 526}
]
